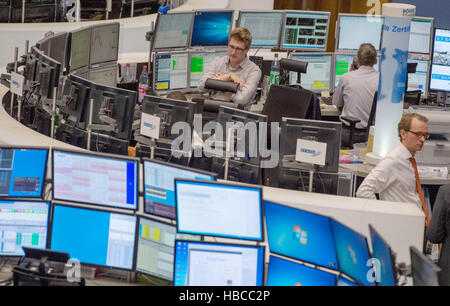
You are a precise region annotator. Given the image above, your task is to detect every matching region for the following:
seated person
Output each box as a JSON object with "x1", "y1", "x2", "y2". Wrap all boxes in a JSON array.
[
  {"x1": 198, "y1": 27, "x2": 262, "y2": 110},
  {"x1": 333, "y1": 43, "x2": 379, "y2": 145}
]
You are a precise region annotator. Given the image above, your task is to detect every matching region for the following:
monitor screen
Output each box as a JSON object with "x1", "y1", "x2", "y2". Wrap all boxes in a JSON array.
[
  {"x1": 281, "y1": 10, "x2": 330, "y2": 50},
  {"x1": 153, "y1": 52, "x2": 189, "y2": 91},
  {"x1": 410, "y1": 246, "x2": 441, "y2": 286},
  {"x1": 173, "y1": 240, "x2": 265, "y2": 286},
  {"x1": 430, "y1": 28, "x2": 450, "y2": 93},
  {"x1": 153, "y1": 12, "x2": 193, "y2": 50},
  {"x1": 334, "y1": 53, "x2": 380, "y2": 88},
  {"x1": 330, "y1": 219, "x2": 374, "y2": 286},
  {"x1": 337, "y1": 15, "x2": 384, "y2": 51},
  {"x1": 190, "y1": 10, "x2": 234, "y2": 48},
  {"x1": 190, "y1": 51, "x2": 227, "y2": 88},
  {"x1": 289, "y1": 53, "x2": 332, "y2": 91},
  {"x1": 87, "y1": 65, "x2": 117, "y2": 87},
  {"x1": 143, "y1": 159, "x2": 215, "y2": 219},
  {"x1": 50, "y1": 203, "x2": 137, "y2": 270},
  {"x1": 407, "y1": 57, "x2": 429, "y2": 96},
  {"x1": 52, "y1": 150, "x2": 138, "y2": 210},
  {"x1": 409, "y1": 18, "x2": 433, "y2": 54},
  {"x1": 0, "y1": 148, "x2": 48, "y2": 198},
  {"x1": 369, "y1": 224, "x2": 397, "y2": 286},
  {"x1": 237, "y1": 11, "x2": 284, "y2": 48},
  {"x1": 264, "y1": 201, "x2": 338, "y2": 269},
  {"x1": 266, "y1": 255, "x2": 337, "y2": 286},
  {"x1": 70, "y1": 27, "x2": 92, "y2": 71},
  {"x1": 89, "y1": 23, "x2": 120, "y2": 66},
  {"x1": 136, "y1": 216, "x2": 201, "y2": 281},
  {"x1": 175, "y1": 180, "x2": 263, "y2": 241},
  {"x1": 337, "y1": 276, "x2": 359, "y2": 286},
  {"x1": 0, "y1": 201, "x2": 49, "y2": 256}
]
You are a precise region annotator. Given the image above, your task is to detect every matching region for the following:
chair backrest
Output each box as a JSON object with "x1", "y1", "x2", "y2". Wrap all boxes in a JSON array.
[{"x1": 367, "y1": 90, "x2": 378, "y2": 132}]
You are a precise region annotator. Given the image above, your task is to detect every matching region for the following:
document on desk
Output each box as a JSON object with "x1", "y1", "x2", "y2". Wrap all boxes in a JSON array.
[{"x1": 418, "y1": 165, "x2": 449, "y2": 179}]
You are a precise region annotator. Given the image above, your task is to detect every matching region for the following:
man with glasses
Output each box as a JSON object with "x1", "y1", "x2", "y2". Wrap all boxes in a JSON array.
[
  {"x1": 357, "y1": 113, "x2": 431, "y2": 222},
  {"x1": 198, "y1": 27, "x2": 261, "y2": 110}
]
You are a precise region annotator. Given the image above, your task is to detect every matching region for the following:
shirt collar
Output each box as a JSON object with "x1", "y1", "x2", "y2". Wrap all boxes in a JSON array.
[
  {"x1": 227, "y1": 56, "x2": 250, "y2": 70},
  {"x1": 399, "y1": 143, "x2": 414, "y2": 160}
]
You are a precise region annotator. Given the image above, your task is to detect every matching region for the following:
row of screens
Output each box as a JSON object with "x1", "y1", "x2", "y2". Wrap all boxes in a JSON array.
[
  {"x1": 1, "y1": 199, "x2": 400, "y2": 286},
  {"x1": 152, "y1": 50, "x2": 431, "y2": 96},
  {"x1": 153, "y1": 10, "x2": 434, "y2": 55}
]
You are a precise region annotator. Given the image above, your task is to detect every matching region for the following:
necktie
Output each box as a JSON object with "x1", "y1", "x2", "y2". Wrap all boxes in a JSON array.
[{"x1": 409, "y1": 157, "x2": 430, "y2": 227}]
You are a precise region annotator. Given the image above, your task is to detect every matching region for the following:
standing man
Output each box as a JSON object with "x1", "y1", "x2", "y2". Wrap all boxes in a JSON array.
[
  {"x1": 333, "y1": 43, "x2": 379, "y2": 144},
  {"x1": 356, "y1": 113, "x2": 431, "y2": 226},
  {"x1": 198, "y1": 27, "x2": 261, "y2": 110}
]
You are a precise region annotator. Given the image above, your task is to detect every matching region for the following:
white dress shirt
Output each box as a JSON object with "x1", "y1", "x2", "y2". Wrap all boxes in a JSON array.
[
  {"x1": 198, "y1": 56, "x2": 261, "y2": 109},
  {"x1": 332, "y1": 66, "x2": 379, "y2": 129},
  {"x1": 356, "y1": 143, "x2": 422, "y2": 209}
]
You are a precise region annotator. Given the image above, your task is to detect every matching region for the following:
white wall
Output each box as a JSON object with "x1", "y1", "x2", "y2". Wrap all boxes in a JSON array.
[{"x1": 228, "y1": 0, "x2": 273, "y2": 10}]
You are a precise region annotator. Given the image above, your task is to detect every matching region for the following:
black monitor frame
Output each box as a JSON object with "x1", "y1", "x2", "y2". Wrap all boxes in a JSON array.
[
  {"x1": 152, "y1": 11, "x2": 194, "y2": 52},
  {"x1": 142, "y1": 157, "x2": 217, "y2": 220},
  {"x1": 68, "y1": 26, "x2": 92, "y2": 73},
  {"x1": 31, "y1": 46, "x2": 62, "y2": 100},
  {"x1": 59, "y1": 74, "x2": 91, "y2": 126},
  {"x1": 410, "y1": 245, "x2": 441, "y2": 286},
  {"x1": 0, "y1": 146, "x2": 49, "y2": 200},
  {"x1": 368, "y1": 224, "x2": 398, "y2": 286},
  {"x1": 429, "y1": 27, "x2": 450, "y2": 93},
  {"x1": 48, "y1": 201, "x2": 139, "y2": 272},
  {"x1": 152, "y1": 50, "x2": 190, "y2": 92},
  {"x1": 51, "y1": 148, "x2": 140, "y2": 211}
]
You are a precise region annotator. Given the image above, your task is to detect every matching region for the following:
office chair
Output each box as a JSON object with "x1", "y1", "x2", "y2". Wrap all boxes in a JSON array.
[{"x1": 340, "y1": 91, "x2": 378, "y2": 149}]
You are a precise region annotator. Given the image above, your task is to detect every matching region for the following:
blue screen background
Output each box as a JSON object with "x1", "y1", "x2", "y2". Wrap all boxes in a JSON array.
[
  {"x1": 370, "y1": 227, "x2": 396, "y2": 286},
  {"x1": 267, "y1": 255, "x2": 336, "y2": 286},
  {"x1": 264, "y1": 201, "x2": 338, "y2": 270},
  {"x1": 191, "y1": 11, "x2": 233, "y2": 47}
]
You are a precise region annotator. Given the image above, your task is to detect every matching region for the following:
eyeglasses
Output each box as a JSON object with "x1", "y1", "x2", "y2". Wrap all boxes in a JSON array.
[
  {"x1": 408, "y1": 130, "x2": 430, "y2": 140},
  {"x1": 228, "y1": 44, "x2": 246, "y2": 53}
]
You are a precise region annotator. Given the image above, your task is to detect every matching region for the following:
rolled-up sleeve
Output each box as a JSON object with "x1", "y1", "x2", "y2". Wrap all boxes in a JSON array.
[{"x1": 232, "y1": 65, "x2": 261, "y2": 106}]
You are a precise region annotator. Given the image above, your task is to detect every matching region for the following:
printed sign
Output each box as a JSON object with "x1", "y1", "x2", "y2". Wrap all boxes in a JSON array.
[
  {"x1": 140, "y1": 113, "x2": 160, "y2": 139},
  {"x1": 10, "y1": 72, "x2": 24, "y2": 97},
  {"x1": 295, "y1": 139, "x2": 327, "y2": 166}
]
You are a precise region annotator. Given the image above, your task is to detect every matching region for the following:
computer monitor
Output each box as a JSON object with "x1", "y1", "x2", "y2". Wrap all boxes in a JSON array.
[
  {"x1": 334, "y1": 53, "x2": 380, "y2": 88},
  {"x1": 152, "y1": 11, "x2": 194, "y2": 51},
  {"x1": 0, "y1": 147, "x2": 49, "y2": 199},
  {"x1": 175, "y1": 179, "x2": 264, "y2": 241},
  {"x1": 337, "y1": 276, "x2": 359, "y2": 286},
  {"x1": 52, "y1": 149, "x2": 139, "y2": 211},
  {"x1": 336, "y1": 14, "x2": 384, "y2": 51},
  {"x1": 31, "y1": 46, "x2": 62, "y2": 99},
  {"x1": 409, "y1": 17, "x2": 434, "y2": 55},
  {"x1": 84, "y1": 81, "x2": 137, "y2": 140},
  {"x1": 87, "y1": 65, "x2": 117, "y2": 87},
  {"x1": 266, "y1": 255, "x2": 337, "y2": 286},
  {"x1": 429, "y1": 28, "x2": 450, "y2": 93},
  {"x1": 279, "y1": 117, "x2": 342, "y2": 173},
  {"x1": 407, "y1": 57, "x2": 429, "y2": 97},
  {"x1": 59, "y1": 74, "x2": 91, "y2": 126},
  {"x1": 135, "y1": 216, "x2": 201, "y2": 282},
  {"x1": 189, "y1": 50, "x2": 227, "y2": 88},
  {"x1": 330, "y1": 218, "x2": 374, "y2": 286},
  {"x1": 264, "y1": 201, "x2": 338, "y2": 270},
  {"x1": 189, "y1": 9, "x2": 234, "y2": 48},
  {"x1": 24, "y1": 52, "x2": 38, "y2": 83},
  {"x1": 89, "y1": 22, "x2": 120, "y2": 66},
  {"x1": 410, "y1": 246, "x2": 441, "y2": 286},
  {"x1": 50, "y1": 203, "x2": 137, "y2": 270},
  {"x1": 141, "y1": 94, "x2": 198, "y2": 143},
  {"x1": 368, "y1": 224, "x2": 397, "y2": 286},
  {"x1": 281, "y1": 10, "x2": 330, "y2": 51},
  {"x1": 0, "y1": 200, "x2": 49, "y2": 257},
  {"x1": 289, "y1": 53, "x2": 333, "y2": 92},
  {"x1": 37, "y1": 32, "x2": 69, "y2": 72},
  {"x1": 69, "y1": 26, "x2": 91, "y2": 72},
  {"x1": 143, "y1": 159, "x2": 216, "y2": 220},
  {"x1": 237, "y1": 10, "x2": 284, "y2": 49},
  {"x1": 153, "y1": 51, "x2": 189, "y2": 91},
  {"x1": 36, "y1": 36, "x2": 51, "y2": 55},
  {"x1": 173, "y1": 240, "x2": 265, "y2": 286}
]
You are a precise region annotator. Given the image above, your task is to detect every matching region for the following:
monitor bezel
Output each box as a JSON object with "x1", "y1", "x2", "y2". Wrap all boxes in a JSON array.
[
  {"x1": 152, "y1": 50, "x2": 190, "y2": 92},
  {"x1": 152, "y1": 11, "x2": 195, "y2": 52},
  {"x1": 0, "y1": 199, "x2": 51, "y2": 258},
  {"x1": 89, "y1": 22, "x2": 120, "y2": 67},
  {"x1": 368, "y1": 224, "x2": 398, "y2": 286},
  {"x1": 31, "y1": 46, "x2": 62, "y2": 98},
  {"x1": 141, "y1": 158, "x2": 217, "y2": 219},
  {"x1": 188, "y1": 8, "x2": 236, "y2": 50},
  {"x1": 407, "y1": 54, "x2": 430, "y2": 98},
  {"x1": 288, "y1": 51, "x2": 334, "y2": 92},
  {"x1": 48, "y1": 201, "x2": 139, "y2": 271},
  {"x1": 51, "y1": 148, "x2": 140, "y2": 211},
  {"x1": 429, "y1": 27, "x2": 450, "y2": 93},
  {"x1": 173, "y1": 239, "x2": 266, "y2": 286},
  {"x1": 68, "y1": 26, "x2": 92, "y2": 73},
  {"x1": 0, "y1": 146, "x2": 49, "y2": 200},
  {"x1": 263, "y1": 200, "x2": 339, "y2": 271},
  {"x1": 280, "y1": 10, "x2": 331, "y2": 51},
  {"x1": 335, "y1": 13, "x2": 384, "y2": 52},
  {"x1": 174, "y1": 178, "x2": 265, "y2": 242},
  {"x1": 236, "y1": 9, "x2": 285, "y2": 49},
  {"x1": 409, "y1": 16, "x2": 434, "y2": 55}
]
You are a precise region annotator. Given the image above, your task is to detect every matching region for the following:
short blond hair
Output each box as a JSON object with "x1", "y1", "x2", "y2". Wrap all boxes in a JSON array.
[
  {"x1": 357, "y1": 43, "x2": 377, "y2": 66},
  {"x1": 398, "y1": 113, "x2": 428, "y2": 141},
  {"x1": 229, "y1": 27, "x2": 252, "y2": 50}
]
